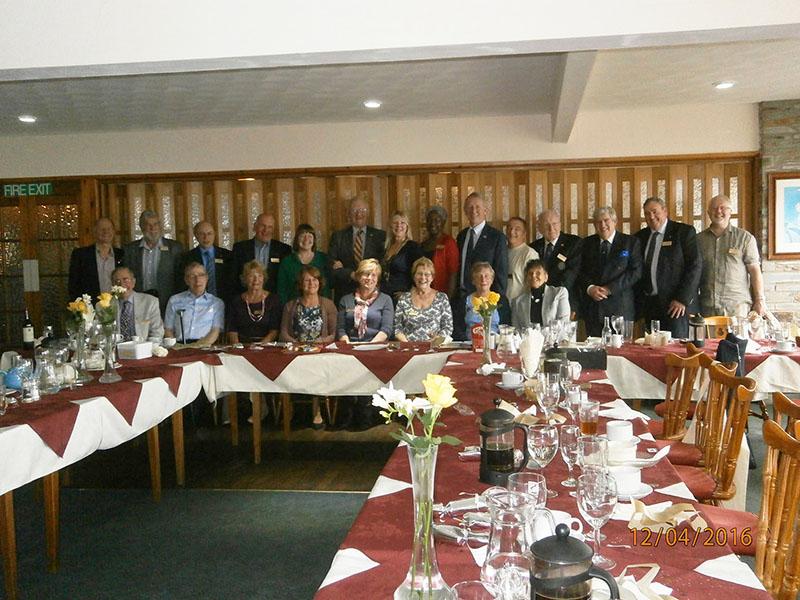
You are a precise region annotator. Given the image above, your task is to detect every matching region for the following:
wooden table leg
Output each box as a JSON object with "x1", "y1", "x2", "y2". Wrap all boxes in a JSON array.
[
  {"x1": 146, "y1": 426, "x2": 162, "y2": 502},
  {"x1": 171, "y1": 409, "x2": 185, "y2": 487},
  {"x1": 281, "y1": 393, "x2": 292, "y2": 439},
  {"x1": 0, "y1": 491, "x2": 18, "y2": 600},
  {"x1": 251, "y1": 392, "x2": 261, "y2": 465},
  {"x1": 228, "y1": 393, "x2": 238, "y2": 446},
  {"x1": 43, "y1": 472, "x2": 59, "y2": 572}
]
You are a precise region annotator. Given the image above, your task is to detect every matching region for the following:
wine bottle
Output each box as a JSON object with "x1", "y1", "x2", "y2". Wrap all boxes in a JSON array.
[
  {"x1": 22, "y1": 308, "x2": 35, "y2": 349},
  {"x1": 601, "y1": 316, "x2": 612, "y2": 347}
]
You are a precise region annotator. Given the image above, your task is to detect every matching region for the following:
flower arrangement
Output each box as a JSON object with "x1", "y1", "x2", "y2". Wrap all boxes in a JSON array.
[
  {"x1": 95, "y1": 286, "x2": 127, "y2": 327},
  {"x1": 66, "y1": 294, "x2": 95, "y2": 331},
  {"x1": 471, "y1": 291, "x2": 501, "y2": 319},
  {"x1": 372, "y1": 373, "x2": 461, "y2": 451}
]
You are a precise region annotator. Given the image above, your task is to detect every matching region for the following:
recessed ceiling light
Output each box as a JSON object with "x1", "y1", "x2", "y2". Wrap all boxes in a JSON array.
[
  {"x1": 363, "y1": 99, "x2": 382, "y2": 109},
  {"x1": 18, "y1": 114, "x2": 37, "y2": 123},
  {"x1": 713, "y1": 81, "x2": 735, "y2": 90}
]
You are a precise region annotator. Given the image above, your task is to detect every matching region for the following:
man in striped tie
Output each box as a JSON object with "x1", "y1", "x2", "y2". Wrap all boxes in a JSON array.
[
  {"x1": 112, "y1": 266, "x2": 164, "y2": 343},
  {"x1": 328, "y1": 197, "x2": 386, "y2": 301}
]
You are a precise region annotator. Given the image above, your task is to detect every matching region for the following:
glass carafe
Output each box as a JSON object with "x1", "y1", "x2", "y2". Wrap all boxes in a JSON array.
[
  {"x1": 36, "y1": 348, "x2": 61, "y2": 395},
  {"x1": 495, "y1": 325, "x2": 518, "y2": 362},
  {"x1": 482, "y1": 489, "x2": 535, "y2": 565}
]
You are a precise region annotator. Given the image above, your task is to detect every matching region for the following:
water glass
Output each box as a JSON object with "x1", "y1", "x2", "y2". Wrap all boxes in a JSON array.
[
  {"x1": 577, "y1": 435, "x2": 608, "y2": 472},
  {"x1": 564, "y1": 384, "x2": 582, "y2": 423},
  {"x1": 539, "y1": 382, "x2": 560, "y2": 422},
  {"x1": 649, "y1": 319, "x2": 661, "y2": 335},
  {"x1": 507, "y1": 472, "x2": 547, "y2": 508},
  {"x1": 624, "y1": 320, "x2": 635, "y2": 343},
  {"x1": 578, "y1": 400, "x2": 600, "y2": 435},
  {"x1": 481, "y1": 552, "x2": 532, "y2": 600},
  {"x1": 560, "y1": 425, "x2": 580, "y2": 488},
  {"x1": 577, "y1": 471, "x2": 618, "y2": 570},
  {"x1": 611, "y1": 315, "x2": 624, "y2": 336},
  {"x1": 452, "y1": 580, "x2": 499, "y2": 600}
]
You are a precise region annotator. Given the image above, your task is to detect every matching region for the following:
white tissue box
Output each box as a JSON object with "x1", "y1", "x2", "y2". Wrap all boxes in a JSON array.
[{"x1": 117, "y1": 341, "x2": 153, "y2": 360}]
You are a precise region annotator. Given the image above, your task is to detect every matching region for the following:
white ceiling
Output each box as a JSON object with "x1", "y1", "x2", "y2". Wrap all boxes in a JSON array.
[{"x1": 3, "y1": 38, "x2": 800, "y2": 136}]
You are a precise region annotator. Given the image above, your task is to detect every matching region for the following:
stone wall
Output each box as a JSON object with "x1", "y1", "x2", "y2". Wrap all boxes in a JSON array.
[{"x1": 759, "y1": 100, "x2": 800, "y2": 316}]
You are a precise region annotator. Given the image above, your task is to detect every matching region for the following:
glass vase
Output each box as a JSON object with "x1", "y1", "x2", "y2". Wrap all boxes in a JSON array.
[
  {"x1": 394, "y1": 444, "x2": 452, "y2": 600},
  {"x1": 72, "y1": 322, "x2": 93, "y2": 384},
  {"x1": 99, "y1": 322, "x2": 122, "y2": 383},
  {"x1": 482, "y1": 314, "x2": 493, "y2": 366}
]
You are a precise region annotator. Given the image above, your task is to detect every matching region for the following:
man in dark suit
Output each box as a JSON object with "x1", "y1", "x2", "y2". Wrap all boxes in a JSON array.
[
  {"x1": 531, "y1": 208, "x2": 582, "y2": 314},
  {"x1": 453, "y1": 192, "x2": 509, "y2": 339},
  {"x1": 231, "y1": 213, "x2": 292, "y2": 293},
  {"x1": 68, "y1": 217, "x2": 124, "y2": 299},
  {"x1": 328, "y1": 197, "x2": 386, "y2": 301},
  {"x1": 634, "y1": 197, "x2": 702, "y2": 338},
  {"x1": 577, "y1": 206, "x2": 642, "y2": 337},
  {"x1": 182, "y1": 221, "x2": 236, "y2": 302},
  {"x1": 123, "y1": 210, "x2": 185, "y2": 315}
]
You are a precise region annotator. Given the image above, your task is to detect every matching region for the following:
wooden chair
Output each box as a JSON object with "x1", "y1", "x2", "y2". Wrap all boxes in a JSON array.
[
  {"x1": 754, "y1": 420, "x2": 800, "y2": 598},
  {"x1": 652, "y1": 353, "x2": 702, "y2": 440},
  {"x1": 773, "y1": 392, "x2": 800, "y2": 439},
  {"x1": 673, "y1": 363, "x2": 756, "y2": 504},
  {"x1": 704, "y1": 315, "x2": 732, "y2": 339}
]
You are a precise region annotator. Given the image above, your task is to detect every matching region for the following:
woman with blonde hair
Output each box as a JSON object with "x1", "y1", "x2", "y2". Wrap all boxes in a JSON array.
[
  {"x1": 394, "y1": 257, "x2": 453, "y2": 342},
  {"x1": 382, "y1": 211, "x2": 423, "y2": 302},
  {"x1": 227, "y1": 260, "x2": 281, "y2": 343},
  {"x1": 337, "y1": 258, "x2": 394, "y2": 343}
]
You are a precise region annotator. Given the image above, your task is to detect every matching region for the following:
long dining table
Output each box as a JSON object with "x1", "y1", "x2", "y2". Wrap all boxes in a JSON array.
[{"x1": 315, "y1": 351, "x2": 771, "y2": 599}]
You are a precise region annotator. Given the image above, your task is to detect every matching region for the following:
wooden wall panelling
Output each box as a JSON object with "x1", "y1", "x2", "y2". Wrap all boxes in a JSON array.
[
  {"x1": 173, "y1": 182, "x2": 188, "y2": 247},
  {"x1": 496, "y1": 170, "x2": 515, "y2": 230},
  {"x1": 327, "y1": 176, "x2": 341, "y2": 233},
  {"x1": 512, "y1": 171, "x2": 529, "y2": 234},
  {"x1": 669, "y1": 164, "x2": 689, "y2": 226},
  {"x1": 528, "y1": 171, "x2": 546, "y2": 238},
  {"x1": 478, "y1": 171, "x2": 498, "y2": 226},
  {"x1": 598, "y1": 168, "x2": 616, "y2": 212},
  {"x1": 652, "y1": 165, "x2": 670, "y2": 207},
  {"x1": 613, "y1": 168, "x2": 633, "y2": 238},
  {"x1": 688, "y1": 163, "x2": 706, "y2": 232},
  {"x1": 458, "y1": 172, "x2": 479, "y2": 230},
  {"x1": 394, "y1": 175, "x2": 417, "y2": 236},
  {"x1": 562, "y1": 170, "x2": 581, "y2": 237},
  {"x1": 416, "y1": 178, "x2": 427, "y2": 241},
  {"x1": 126, "y1": 183, "x2": 146, "y2": 240},
  {"x1": 446, "y1": 173, "x2": 460, "y2": 238},
  {"x1": 582, "y1": 169, "x2": 600, "y2": 237},
  {"x1": 241, "y1": 179, "x2": 264, "y2": 240},
  {"x1": 632, "y1": 167, "x2": 653, "y2": 234},
  {"x1": 304, "y1": 177, "x2": 328, "y2": 250},
  {"x1": 273, "y1": 178, "x2": 294, "y2": 246},
  {"x1": 723, "y1": 162, "x2": 746, "y2": 229},
  {"x1": 336, "y1": 176, "x2": 359, "y2": 232}
]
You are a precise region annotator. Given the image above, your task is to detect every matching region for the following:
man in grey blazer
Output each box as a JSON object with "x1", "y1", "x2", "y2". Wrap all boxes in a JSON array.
[
  {"x1": 328, "y1": 197, "x2": 386, "y2": 301},
  {"x1": 112, "y1": 266, "x2": 164, "y2": 342},
  {"x1": 123, "y1": 210, "x2": 184, "y2": 315},
  {"x1": 511, "y1": 259, "x2": 571, "y2": 330}
]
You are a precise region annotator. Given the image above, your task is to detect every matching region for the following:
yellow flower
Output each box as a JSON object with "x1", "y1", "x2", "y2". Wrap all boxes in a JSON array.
[
  {"x1": 97, "y1": 292, "x2": 113, "y2": 309},
  {"x1": 68, "y1": 300, "x2": 86, "y2": 313},
  {"x1": 423, "y1": 373, "x2": 458, "y2": 408},
  {"x1": 471, "y1": 296, "x2": 484, "y2": 311},
  {"x1": 486, "y1": 291, "x2": 501, "y2": 306}
]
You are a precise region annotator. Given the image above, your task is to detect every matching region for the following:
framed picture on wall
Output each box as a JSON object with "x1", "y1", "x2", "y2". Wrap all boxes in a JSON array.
[{"x1": 768, "y1": 172, "x2": 800, "y2": 260}]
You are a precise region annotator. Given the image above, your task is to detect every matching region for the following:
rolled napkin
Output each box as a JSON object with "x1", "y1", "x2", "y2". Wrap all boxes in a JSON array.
[
  {"x1": 591, "y1": 564, "x2": 677, "y2": 600},
  {"x1": 628, "y1": 498, "x2": 707, "y2": 532},
  {"x1": 367, "y1": 475, "x2": 412, "y2": 499},
  {"x1": 477, "y1": 362, "x2": 506, "y2": 376},
  {"x1": 152, "y1": 345, "x2": 168, "y2": 357},
  {"x1": 318, "y1": 547, "x2": 380, "y2": 588},
  {"x1": 600, "y1": 399, "x2": 652, "y2": 421}
]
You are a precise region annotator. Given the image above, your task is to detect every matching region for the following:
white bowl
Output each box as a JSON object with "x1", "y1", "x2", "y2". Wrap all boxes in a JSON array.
[{"x1": 162, "y1": 337, "x2": 177, "y2": 348}]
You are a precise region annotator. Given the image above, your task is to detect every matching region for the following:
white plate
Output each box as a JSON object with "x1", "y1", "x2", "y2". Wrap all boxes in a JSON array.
[
  {"x1": 495, "y1": 381, "x2": 523, "y2": 391},
  {"x1": 616, "y1": 483, "x2": 653, "y2": 501}
]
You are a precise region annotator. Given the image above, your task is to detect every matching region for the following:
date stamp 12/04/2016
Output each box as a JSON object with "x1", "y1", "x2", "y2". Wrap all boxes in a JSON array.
[{"x1": 631, "y1": 527, "x2": 752, "y2": 548}]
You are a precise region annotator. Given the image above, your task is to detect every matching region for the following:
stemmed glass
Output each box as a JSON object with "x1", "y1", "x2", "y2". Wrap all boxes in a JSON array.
[
  {"x1": 507, "y1": 472, "x2": 547, "y2": 508},
  {"x1": 577, "y1": 435, "x2": 608, "y2": 472},
  {"x1": 577, "y1": 470, "x2": 618, "y2": 570},
  {"x1": 560, "y1": 425, "x2": 580, "y2": 488},
  {"x1": 526, "y1": 424, "x2": 559, "y2": 498},
  {"x1": 611, "y1": 315, "x2": 625, "y2": 336},
  {"x1": 538, "y1": 381, "x2": 560, "y2": 422},
  {"x1": 564, "y1": 384, "x2": 582, "y2": 423}
]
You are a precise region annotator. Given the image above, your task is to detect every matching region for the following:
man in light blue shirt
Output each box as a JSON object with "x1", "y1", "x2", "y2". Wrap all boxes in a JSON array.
[{"x1": 164, "y1": 262, "x2": 224, "y2": 346}]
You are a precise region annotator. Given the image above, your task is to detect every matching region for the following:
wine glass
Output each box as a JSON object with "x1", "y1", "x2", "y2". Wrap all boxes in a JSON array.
[
  {"x1": 577, "y1": 470, "x2": 618, "y2": 569},
  {"x1": 539, "y1": 381, "x2": 560, "y2": 422},
  {"x1": 564, "y1": 384, "x2": 582, "y2": 424},
  {"x1": 526, "y1": 425, "x2": 559, "y2": 498},
  {"x1": 560, "y1": 425, "x2": 580, "y2": 488},
  {"x1": 612, "y1": 315, "x2": 625, "y2": 336},
  {"x1": 577, "y1": 435, "x2": 608, "y2": 472},
  {"x1": 507, "y1": 472, "x2": 547, "y2": 508},
  {"x1": 480, "y1": 552, "x2": 532, "y2": 600}
]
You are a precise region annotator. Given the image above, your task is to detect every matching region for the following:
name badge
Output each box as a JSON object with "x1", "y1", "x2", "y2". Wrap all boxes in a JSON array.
[
  {"x1": 270, "y1": 257, "x2": 280, "y2": 263},
  {"x1": 728, "y1": 247, "x2": 741, "y2": 256},
  {"x1": 557, "y1": 253, "x2": 567, "y2": 262},
  {"x1": 159, "y1": 246, "x2": 168, "y2": 251},
  {"x1": 214, "y1": 258, "x2": 224, "y2": 264},
  {"x1": 661, "y1": 240, "x2": 672, "y2": 247}
]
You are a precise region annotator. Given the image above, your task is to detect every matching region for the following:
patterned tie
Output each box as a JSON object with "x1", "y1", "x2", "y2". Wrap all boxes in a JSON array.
[
  {"x1": 543, "y1": 242, "x2": 553, "y2": 263},
  {"x1": 120, "y1": 300, "x2": 135, "y2": 340},
  {"x1": 353, "y1": 229, "x2": 364, "y2": 264}
]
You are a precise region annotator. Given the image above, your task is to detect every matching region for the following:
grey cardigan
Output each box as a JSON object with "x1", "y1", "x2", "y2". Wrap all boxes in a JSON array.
[
  {"x1": 511, "y1": 285, "x2": 571, "y2": 329},
  {"x1": 336, "y1": 292, "x2": 394, "y2": 341}
]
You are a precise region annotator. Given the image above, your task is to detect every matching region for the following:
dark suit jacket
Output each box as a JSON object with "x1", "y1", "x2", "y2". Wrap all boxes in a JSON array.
[
  {"x1": 231, "y1": 237, "x2": 292, "y2": 293},
  {"x1": 577, "y1": 232, "x2": 642, "y2": 335},
  {"x1": 68, "y1": 244, "x2": 124, "y2": 300},
  {"x1": 456, "y1": 223, "x2": 509, "y2": 295},
  {"x1": 531, "y1": 233, "x2": 582, "y2": 309},
  {"x1": 122, "y1": 237, "x2": 185, "y2": 314},
  {"x1": 634, "y1": 220, "x2": 702, "y2": 315},
  {"x1": 182, "y1": 245, "x2": 236, "y2": 302},
  {"x1": 327, "y1": 226, "x2": 386, "y2": 300}
]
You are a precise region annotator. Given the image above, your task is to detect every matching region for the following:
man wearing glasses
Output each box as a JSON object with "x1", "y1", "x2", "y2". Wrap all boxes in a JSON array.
[
  {"x1": 163, "y1": 262, "x2": 224, "y2": 346},
  {"x1": 112, "y1": 266, "x2": 164, "y2": 343},
  {"x1": 328, "y1": 197, "x2": 386, "y2": 301}
]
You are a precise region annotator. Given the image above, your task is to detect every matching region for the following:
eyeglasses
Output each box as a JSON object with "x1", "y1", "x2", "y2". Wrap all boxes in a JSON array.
[{"x1": 351, "y1": 208, "x2": 368, "y2": 215}]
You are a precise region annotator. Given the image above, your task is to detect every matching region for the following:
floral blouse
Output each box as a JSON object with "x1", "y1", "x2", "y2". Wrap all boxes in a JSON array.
[
  {"x1": 393, "y1": 291, "x2": 453, "y2": 341},
  {"x1": 292, "y1": 303, "x2": 323, "y2": 342}
]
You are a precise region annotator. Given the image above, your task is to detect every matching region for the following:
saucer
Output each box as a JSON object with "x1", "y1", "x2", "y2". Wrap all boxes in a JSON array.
[
  {"x1": 616, "y1": 483, "x2": 653, "y2": 501},
  {"x1": 495, "y1": 381, "x2": 523, "y2": 391}
]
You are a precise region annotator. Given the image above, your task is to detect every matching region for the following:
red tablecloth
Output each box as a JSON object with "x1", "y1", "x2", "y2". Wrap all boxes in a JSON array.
[{"x1": 315, "y1": 353, "x2": 770, "y2": 599}]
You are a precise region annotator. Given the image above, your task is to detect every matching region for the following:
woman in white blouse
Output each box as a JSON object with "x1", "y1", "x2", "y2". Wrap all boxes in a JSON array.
[{"x1": 506, "y1": 217, "x2": 539, "y2": 301}]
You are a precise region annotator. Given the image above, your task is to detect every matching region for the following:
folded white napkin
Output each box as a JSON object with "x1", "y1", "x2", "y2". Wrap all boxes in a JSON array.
[
  {"x1": 600, "y1": 399, "x2": 651, "y2": 421},
  {"x1": 445, "y1": 361, "x2": 463, "y2": 367},
  {"x1": 477, "y1": 362, "x2": 506, "y2": 376},
  {"x1": 152, "y1": 345, "x2": 168, "y2": 357},
  {"x1": 591, "y1": 378, "x2": 614, "y2": 385},
  {"x1": 640, "y1": 432, "x2": 655, "y2": 442},
  {"x1": 352, "y1": 344, "x2": 388, "y2": 351},
  {"x1": 368, "y1": 475, "x2": 412, "y2": 499},
  {"x1": 694, "y1": 553, "x2": 765, "y2": 590},
  {"x1": 318, "y1": 547, "x2": 380, "y2": 588},
  {"x1": 611, "y1": 501, "x2": 673, "y2": 521},
  {"x1": 325, "y1": 342, "x2": 338, "y2": 350},
  {"x1": 655, "y1": 481, "x2": 695, "y2": 500},
  {"x1": 746, "y1": 338, "x2": 762, "y2": 353},
  {"x1": 469, "y1": 544, "x2": 488, "y2": 567}
]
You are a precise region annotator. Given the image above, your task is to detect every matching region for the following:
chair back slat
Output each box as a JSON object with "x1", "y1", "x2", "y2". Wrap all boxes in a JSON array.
[
  {"x1": 704, "y1": 315, "x2": 732, "y2": 339},
  {"x1": 661, "y1": 353, "x2": 702, "y2": 439},
  {"x1": 754, "y1": 419, "x2": 800, "y2": 598},
  {"x1": 773, "y1": 392, "x2": 800, "y2": 439}
]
